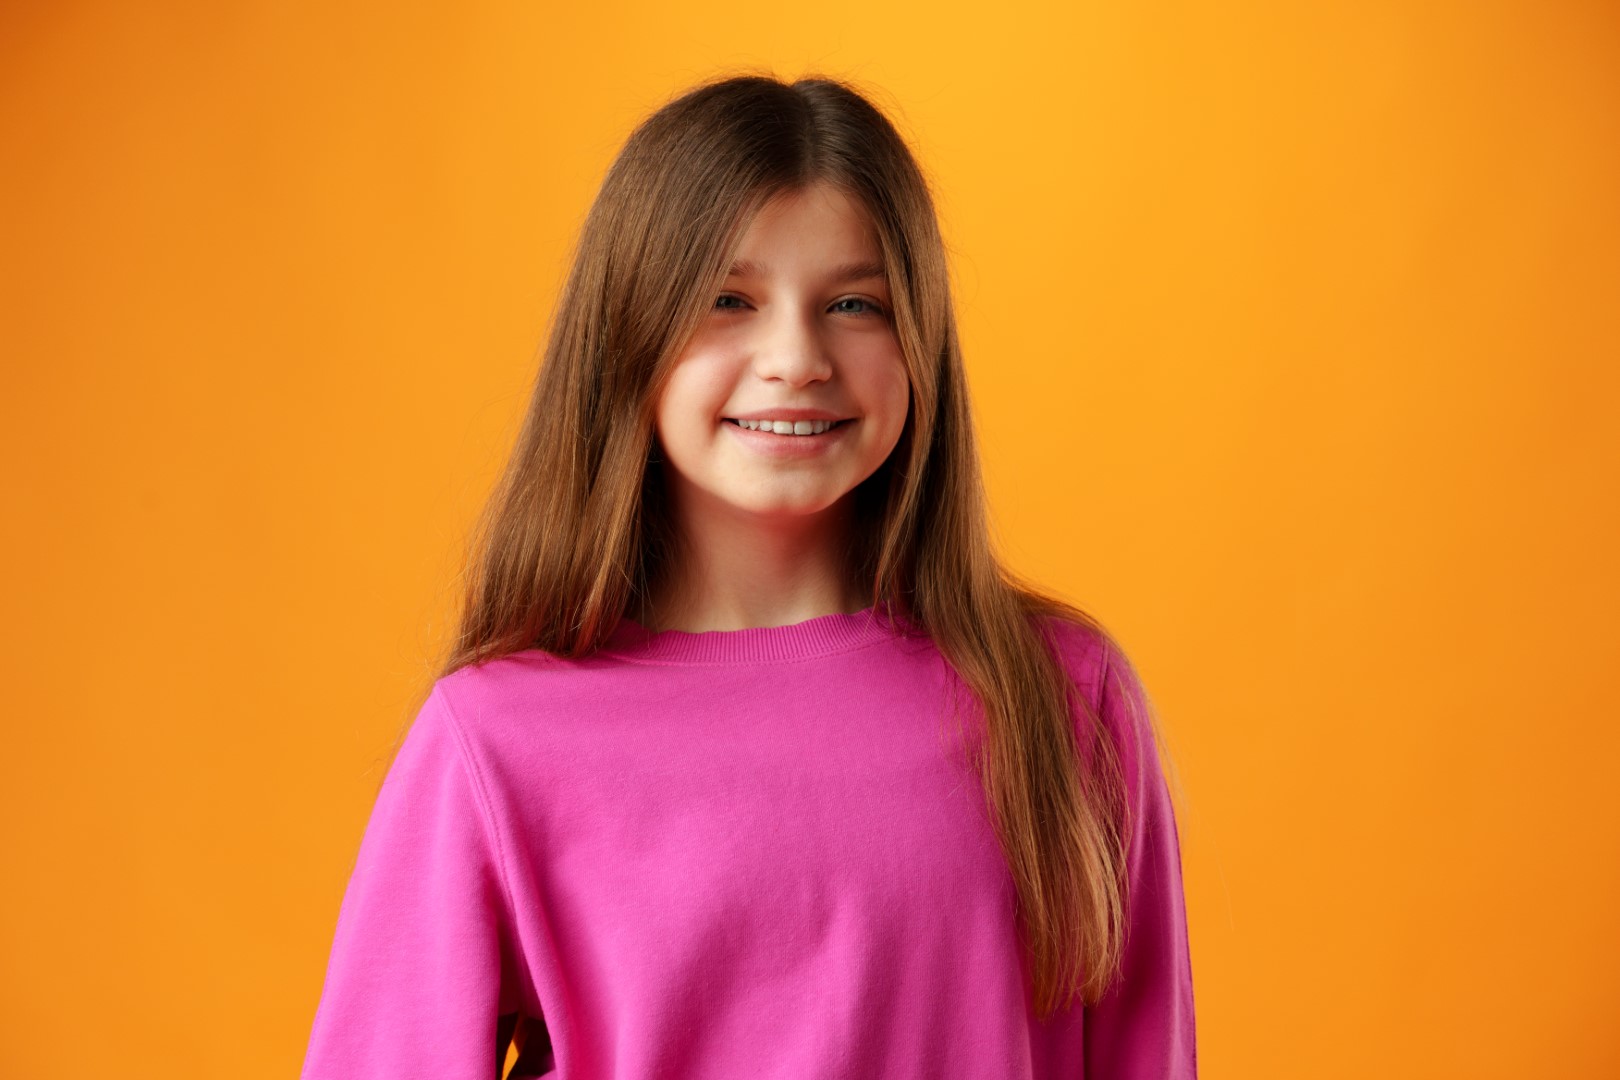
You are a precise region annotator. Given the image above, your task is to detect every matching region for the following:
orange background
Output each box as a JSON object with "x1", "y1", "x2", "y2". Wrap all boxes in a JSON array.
[{"x1": 4, "y1": 2, "x2": 1617, "y2": 1077}]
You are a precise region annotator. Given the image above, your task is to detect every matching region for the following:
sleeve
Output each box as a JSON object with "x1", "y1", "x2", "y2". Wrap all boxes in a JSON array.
[
  {"x1": 1083, "y1": 643, "x2": 1198, "y2": 1079},
  {"x1": 300, "y1": 683, "x2": 521, "y2": 1080}
]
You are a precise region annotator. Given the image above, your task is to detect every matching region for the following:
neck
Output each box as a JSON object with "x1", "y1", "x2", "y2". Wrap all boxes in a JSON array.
[{"x1": 642, "y1": 490, "x2": 866, "y2": 634}]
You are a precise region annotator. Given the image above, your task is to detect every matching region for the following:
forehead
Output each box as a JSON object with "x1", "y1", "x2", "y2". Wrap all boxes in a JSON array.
[{"x1": 730, "y1": 183, "x2": 882, "y2": 267}]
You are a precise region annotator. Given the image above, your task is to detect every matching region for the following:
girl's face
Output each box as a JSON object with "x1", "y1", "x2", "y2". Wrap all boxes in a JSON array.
[{"x1": 653, "y1": 182, "x2": 911, "y2": 527}]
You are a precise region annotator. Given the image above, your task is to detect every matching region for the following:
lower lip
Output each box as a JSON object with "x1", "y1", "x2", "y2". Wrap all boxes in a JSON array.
[{"x1": 721, "y1": 419, "x2": 856, "y2": 458}]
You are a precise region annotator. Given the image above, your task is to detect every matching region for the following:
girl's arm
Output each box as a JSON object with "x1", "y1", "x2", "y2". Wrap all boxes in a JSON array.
[
  {"x1": 300, "y1": 683, "x2": 523, "y2": 1080},
  {"x1": 1084, "y1": 643, "x2": 1199, "y2": 1078}
]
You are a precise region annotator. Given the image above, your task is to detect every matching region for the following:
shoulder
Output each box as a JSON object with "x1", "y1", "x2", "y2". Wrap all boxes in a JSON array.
[
  {"x1": 436, "y1": 646, "x2": 581, "y2": 694},
  {"x1": 422, "y1": 647, "x2": 597, "y2": 741},
  {"x1": 1031, "y1": 612, "x2": 1113, "y2": 706},
  {"x1": 1031, "y1": 612, "x2": 1155, "y2": 757}
]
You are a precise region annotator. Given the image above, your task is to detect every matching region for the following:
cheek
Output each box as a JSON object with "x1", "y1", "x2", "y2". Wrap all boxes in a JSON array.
[
  {"x1": 863, "y1": 348, "x2": 911, "y2": 429},
  {"x1": 655, "y1": 357, "x2": 727, "y2": 441},
  {"x1": 665, "y1": 351, "x2": 736, "y2": 411}
]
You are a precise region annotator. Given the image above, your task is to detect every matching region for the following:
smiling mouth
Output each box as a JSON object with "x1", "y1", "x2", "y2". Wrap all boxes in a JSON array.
[{"x1": 722, "y1": 418, "x2": 853, "y2": 435}]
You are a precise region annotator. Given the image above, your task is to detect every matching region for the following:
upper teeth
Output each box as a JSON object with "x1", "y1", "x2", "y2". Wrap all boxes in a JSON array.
[{"x1": 736, "y1": 419, "x2": 838, "y2": 434}]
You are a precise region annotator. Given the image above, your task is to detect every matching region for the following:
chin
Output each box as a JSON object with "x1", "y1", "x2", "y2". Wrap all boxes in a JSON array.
[{"x1": 736, "y1": 492, "x2": 849, "y2": 519}]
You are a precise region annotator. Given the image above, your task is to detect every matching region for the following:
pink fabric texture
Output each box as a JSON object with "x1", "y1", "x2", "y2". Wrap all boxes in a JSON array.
[{"x1": 300, "y1": 606, "x2": 1196, "y2": 1078}]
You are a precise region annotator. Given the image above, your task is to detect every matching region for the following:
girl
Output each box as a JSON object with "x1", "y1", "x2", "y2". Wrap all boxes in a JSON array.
[{"x1": 300, "y1": 74, "x2": 1196, "y2": 1079}]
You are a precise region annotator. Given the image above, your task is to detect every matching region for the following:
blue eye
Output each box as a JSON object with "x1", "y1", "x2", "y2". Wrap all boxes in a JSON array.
[
  {"x1": 833, "y1": 297, "x2": 884, "y2": 316},
  {"x1": 714, "y1": 294, "x2": 746, "y2": 311}
]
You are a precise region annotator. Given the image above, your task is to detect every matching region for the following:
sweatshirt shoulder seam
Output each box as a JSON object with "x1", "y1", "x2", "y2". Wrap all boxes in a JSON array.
[{"x1": 429, "y1": 681, "x2": 525, "y2": 953}]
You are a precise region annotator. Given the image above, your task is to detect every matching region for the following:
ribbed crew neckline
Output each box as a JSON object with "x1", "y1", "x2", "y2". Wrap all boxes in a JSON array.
[{"x1": 602, "y1": 601, "x2": 915, "y2": 664}]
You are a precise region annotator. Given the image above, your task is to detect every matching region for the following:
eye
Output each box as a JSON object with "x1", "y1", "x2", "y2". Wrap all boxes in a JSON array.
[
  {"x1": 831, "y1": 297, "x2": 885, "y2": 316},
  {"x1": 714, "y1": 293, "x2": 749, "y2": 312}
]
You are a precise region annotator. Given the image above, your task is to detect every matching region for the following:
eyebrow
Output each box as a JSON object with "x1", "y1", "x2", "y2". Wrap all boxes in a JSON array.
[{"x1": 725, "y1": 258, "x2": 888, "y2": 285}]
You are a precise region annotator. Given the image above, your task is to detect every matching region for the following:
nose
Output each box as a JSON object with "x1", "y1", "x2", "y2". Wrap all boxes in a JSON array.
[{"x1": 750, "y1": 306, "x2": 833, "y2": 386}]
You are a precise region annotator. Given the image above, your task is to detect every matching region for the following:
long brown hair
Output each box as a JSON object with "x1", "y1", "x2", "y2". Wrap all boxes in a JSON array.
[{"x1": 419, "y1": 72, "x2": 1165, "y2": 1018}]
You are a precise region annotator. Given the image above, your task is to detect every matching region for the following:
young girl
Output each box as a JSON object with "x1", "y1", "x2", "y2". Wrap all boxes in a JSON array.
[{"x1": 300, "y1": 74, "x2": 1196, "y2": 1079}]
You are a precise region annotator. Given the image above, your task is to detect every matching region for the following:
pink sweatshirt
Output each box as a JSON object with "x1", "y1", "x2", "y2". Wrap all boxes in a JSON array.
[{"x1": 299, "y1": 606, "x2": 1196, "y2": 1078}]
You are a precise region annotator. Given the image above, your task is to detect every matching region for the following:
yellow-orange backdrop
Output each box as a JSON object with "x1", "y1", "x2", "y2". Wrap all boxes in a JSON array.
[{"x1": 3, "y1": 2, "x2": 1617, "y2": 1077}]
